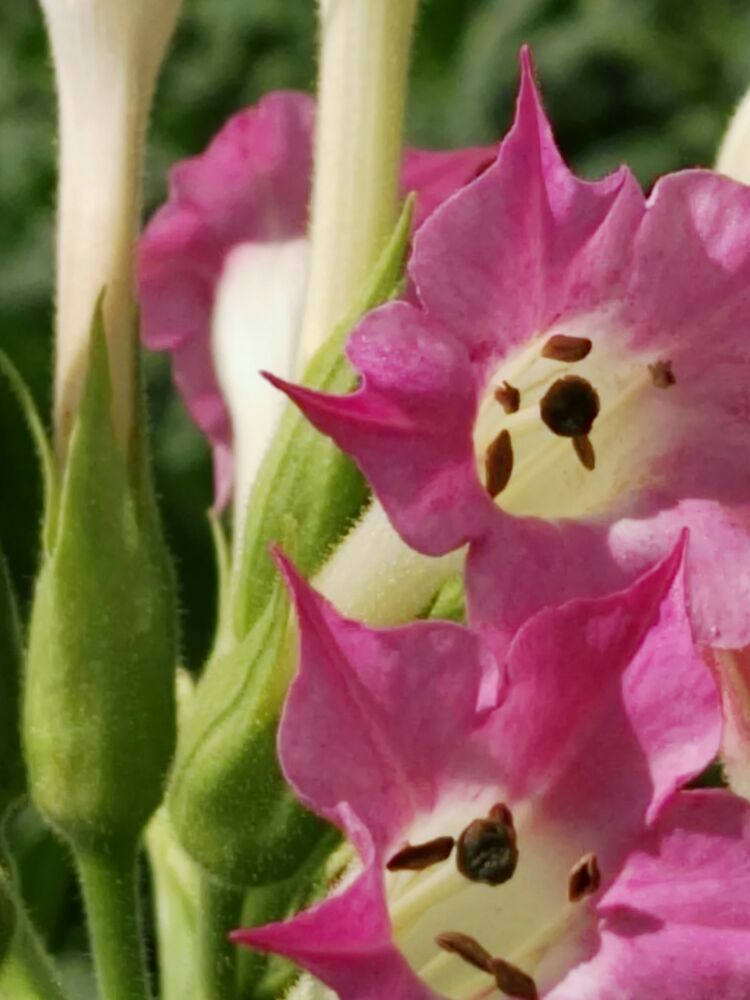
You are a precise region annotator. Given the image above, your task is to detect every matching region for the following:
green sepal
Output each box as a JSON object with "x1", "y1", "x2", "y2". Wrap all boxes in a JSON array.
[
  {"x1": 23, "y1": 312, "x2": 177, "y2": 851},
  {"x1": 232, "y1": 196, "x2": 415, "y2": 639},
  {"x1": 0, "y1": 351, "x2": 58, "y2": 553},
  {"x1": 168, "y1": 539, "x2": 326, "y2": 887},
  {"x1": 0, "y1": 550, "x2": 24, "y2": 819},
  {"x1": 237, "y1": 829, "x2": 348, "y2": 1000}
]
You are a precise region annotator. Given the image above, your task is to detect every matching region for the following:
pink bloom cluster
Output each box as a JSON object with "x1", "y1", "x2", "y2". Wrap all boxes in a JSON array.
[{"x1": 138, "y1": 48, "x2": 750, "y2": 1000}]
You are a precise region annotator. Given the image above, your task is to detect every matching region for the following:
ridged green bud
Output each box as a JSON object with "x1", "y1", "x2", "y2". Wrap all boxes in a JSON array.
[
  {"x1": 168, "y1": 561, "x2": 325, "y2": 886},
  {"x1": 0, "y1": 551, "x2": 24, "y2": 820},
  {"x1": 23, "y1": 322, "x2": 176, "y2": 850}
]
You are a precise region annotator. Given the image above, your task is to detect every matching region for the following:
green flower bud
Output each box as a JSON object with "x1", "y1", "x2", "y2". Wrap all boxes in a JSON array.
[
  {"x1": 168, "y1": 559, "x2": 325, "y2": 886},
  {"x1": 0, "y1": 551, "x2": 24, "y2": 820},
  {"x1": 23, "y1": 321, "x2": 176, "y2": 850}
]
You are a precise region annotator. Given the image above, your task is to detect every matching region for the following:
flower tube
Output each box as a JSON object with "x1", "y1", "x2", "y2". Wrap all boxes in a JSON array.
[{"x1": 42, "y1": 0, "x2": 183, "y2": 455}]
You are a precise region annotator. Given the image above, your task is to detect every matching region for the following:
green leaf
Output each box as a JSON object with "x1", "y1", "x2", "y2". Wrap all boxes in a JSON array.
[
  {"x1": 0, "y1": 549, "x2": 24, "y2": 819},
  {"x1": 23, "y1": 313, "x2": 177, "y2": 850},
  {"x1": 0, "y1": 351, "x2": 57, "y2": 553},
  {"x1": 232, "y1": 196, "x2": 415, "y2": 639}
]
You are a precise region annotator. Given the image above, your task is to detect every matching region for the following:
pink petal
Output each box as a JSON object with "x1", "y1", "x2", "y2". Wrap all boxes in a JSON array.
[
  {"x1": 265, "y1": 301, "x2": 494, "y2": 553},
  {"x1": 410, "y1": 47, "x2": 643, "y2": 362},
  {"x1": 550, "y1": 791, "x2": 750, "y2": 999},
  {"x1": 275, "y1": 553, "x2": 489, "y2": 848},
  {"x1": 482, "y1": 539, "x2": 721, "y2": 872},
  {"x1": 402, "y1": 145, "x2": 497, "y2": 229},
  {"x1": 138, "y1": 91, "x2": 315, "y2": 504},
  {"x1": 233, "y1": 807, "x2": 438, "y2": 1000}
]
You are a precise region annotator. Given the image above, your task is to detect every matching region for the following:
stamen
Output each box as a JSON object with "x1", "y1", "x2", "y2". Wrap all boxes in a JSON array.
[
  {"x1": 491, "y1": 958, "x2": 539, "y2": 999},
  {"x1": 456, "y1": 804, "x2": 518, "y2": 885},
  {"x1": 539, "y1": 375, "x2": 600, "y2": 438},
  {"x1": 648, "y1": 359, "x2": 676, "y2": 388},
  {"x1": 572, "y1": 434, "x2": 596, "y2": 471},
  {"x1": 435, "y1": 931, "x2": 493, "y2": 973},
  {"x1": 495, "y1": 382, "x2": 521, "y2": 414},
  {"x1": 485, "y1": 430, "x2": 514, "y2": 498},
  {"x1": 568, "y1": 852, "x2": 601, "y2": 902},
  {"x1": 386, "y1": 837, "x2": 455, "y2": 872},
  {"x1": 541, "y1": 334, "x2": 592, "y2": 363}
]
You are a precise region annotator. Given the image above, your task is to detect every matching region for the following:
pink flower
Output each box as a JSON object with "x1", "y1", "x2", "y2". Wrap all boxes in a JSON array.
[
  {"x1": 270, "y1": 51, "x2": 750, "y2": 653},
  {"x1": 137, "y1": 92, "x2": 495, "y2": 509},
  {"x1": 232, "y1": 542, "x2": 750, "y2": 999}
]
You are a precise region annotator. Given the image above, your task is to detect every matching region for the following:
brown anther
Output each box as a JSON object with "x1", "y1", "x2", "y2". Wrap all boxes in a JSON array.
[
  {"x1": 539, "y1": 375, "x2": 600, "y2": 438},
  {"x1": 386, "y1": 836, "x2": 455, "y2": 872},
  {"x1": 572, "y1": 434, "x2": 596, "y2": 471},
  {"x1": 456, "y1": 804, "x2": 518, "y2": 885},
  {"x1": 568, "y1": 852, "x2": 601, "y2": 902},
  {"x1": 435, "y1": 931, "x2": 493, "y2": 973},
  {"x1": 648, "y1": 359, "x2": 676, "y2": 388},
  {"x1": 541, "y1": 334, "x2": 592, "y2": 363},
  {"x1": 491, "y1": 958, "x2": 539, "y2": 999},
  {"x1": 485, "y1": 429, "x2": 514, "y2": 498},
  {"x1": 495, "y1": 381, "x2": 521, "y2": 414}
]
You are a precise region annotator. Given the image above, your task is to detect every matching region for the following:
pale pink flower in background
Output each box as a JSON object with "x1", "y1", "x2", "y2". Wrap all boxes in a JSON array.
[
  {"x1": 233, "y1": 543, "x2": 750, "y2": 999},
  {"x1": 137, "y1": 92, "x2": 494, "y2": 512}
]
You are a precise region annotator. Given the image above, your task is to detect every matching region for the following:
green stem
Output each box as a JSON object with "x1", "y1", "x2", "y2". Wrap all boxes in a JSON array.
[
  {"x1": 197, "y1": 877, "x2": 243, "y2": 1000},
  {"x1": 75, "y1": 845, "x2": 151, "y2": 1000}
]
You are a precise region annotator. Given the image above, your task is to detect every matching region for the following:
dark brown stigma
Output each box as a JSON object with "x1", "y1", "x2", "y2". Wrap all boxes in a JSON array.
[
  {"x1": 485, "y1": 429, "x2": 514, "y2": 498},
  {"x1": 539, "y1": 375, "x2": 600, "y2": 438},
  {"x1": 491, "y1": 957, "x2": 539, "y2": 999},
  {"x1": 648, "y1": 359, "x2": 676, "y2": 388},
  {"x1": 456, "y1": 803, "x2": 518, "y2": 886},
  {"x1": 495, "y1": 381, "x2": 521, "y2": 414},
  {"x1": 386, "y1": 836, "x2": 455, "y2": 872},
  {"x1": 541, "y1": 334, "x2": 592, "y2": 363},
  {"x1": 568, "y1": 853, "x2": 601, "y2": 902}
]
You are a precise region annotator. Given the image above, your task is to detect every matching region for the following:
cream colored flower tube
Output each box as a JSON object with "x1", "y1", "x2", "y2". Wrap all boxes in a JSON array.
[
  {"x1": 41, "y1": 0, "x2": 183, "y2": 457},
  {"x1": 716, "y1": 84, "x2": 750, "y2": 183},
  {"x1": 297, "y1": 0, "x2": 420, "y2": 368}
]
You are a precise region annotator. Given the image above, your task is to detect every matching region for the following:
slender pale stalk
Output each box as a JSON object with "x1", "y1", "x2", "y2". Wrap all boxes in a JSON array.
[
  {"x1": 314, "y1": 501, "x2": 464, "y2": 625},
  {"x1": 297, "y1": 0, "x2": 420, "y2": 368},
  {"x1": 40, "y1": 0, "x2": 182, "y2": 457},
  {"x1": 75, "y1": 847, "x2": 151, "y2": 1000}
]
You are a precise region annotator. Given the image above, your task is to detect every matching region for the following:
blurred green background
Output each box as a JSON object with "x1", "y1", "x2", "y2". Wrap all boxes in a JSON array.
[{"x1": 1, "y1": 0, "x2": 749, "y2": 986}]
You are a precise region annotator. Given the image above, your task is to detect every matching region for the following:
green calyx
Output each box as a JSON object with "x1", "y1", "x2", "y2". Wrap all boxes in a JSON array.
[
  {"x1": 230, "y1": 195, "x2": 415, "y2": 640},
  {"x1": 23, "y1": 311, "x2": 177, "y2": 850},
  {"x1": 168, "y1": 548, "x2": 325, "y2": 887}
]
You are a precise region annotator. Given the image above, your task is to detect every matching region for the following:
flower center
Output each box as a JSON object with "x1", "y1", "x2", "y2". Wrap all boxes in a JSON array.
[
  {"x1": 472, "y1": 312, "x2": 678, "y2": 520},
  {"x1": 385, "y1": 794, "x2": 599, "y2": 1000}
]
